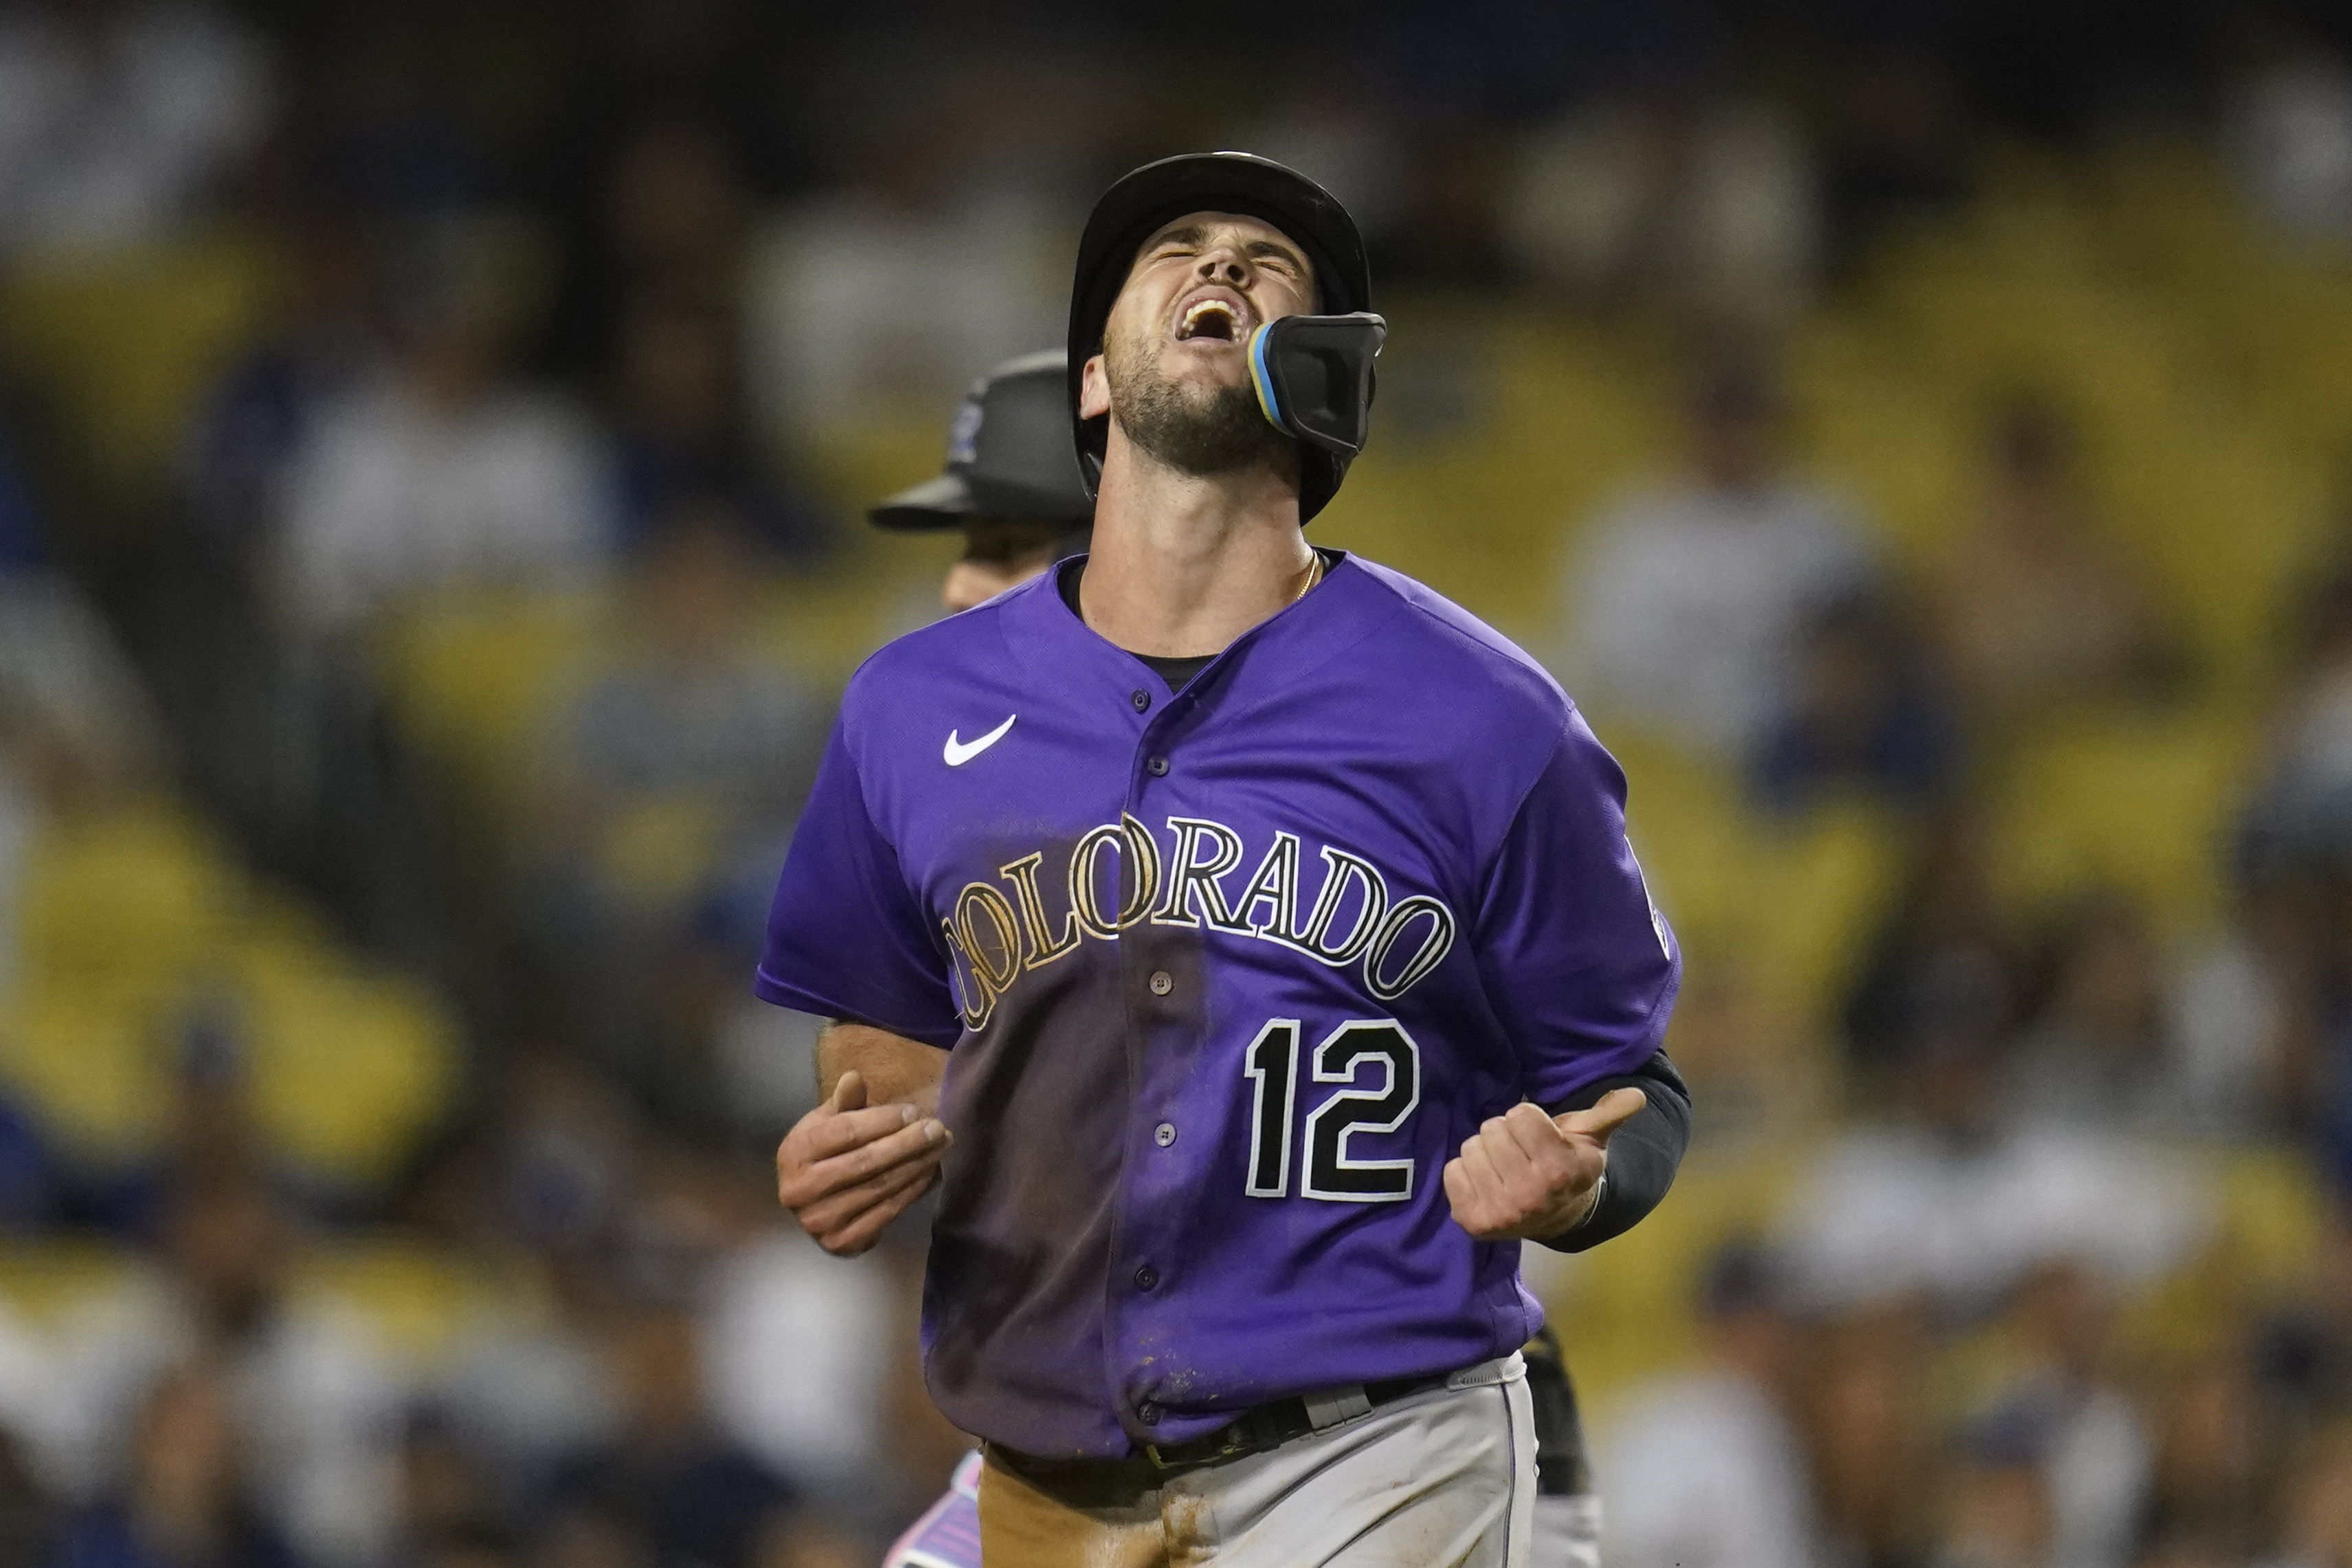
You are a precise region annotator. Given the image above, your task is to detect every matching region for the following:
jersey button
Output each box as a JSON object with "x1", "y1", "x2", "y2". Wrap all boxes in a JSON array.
[
  {"x1": 1154, "y1": 1122, "x2": 1177, "y2": 1147},
  {"x1": 1148, "y1": 971, "x2": 1173, "y2": 996},
  {"x1": 1136, "y1": 1265, "x2": 1159, "y2": 1290},
  {"x1": 1139, "y1": 1400, "x2": 1163, "y2": 1426},
  {"x1": 1146, "y1": 755, "x2": 1169, "y2": 776},
  {"x1": 1131, "y1": 689, "x2": 1150, "y2": 711}
]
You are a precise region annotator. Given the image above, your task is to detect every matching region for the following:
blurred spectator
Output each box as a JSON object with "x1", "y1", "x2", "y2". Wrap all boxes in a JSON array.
[
  {"x1": 0, "y1": 1426, "x2": 46, "y2": 1568},
  {"x1": 54, "y1": 1362, "x2": 297, "y2": 1568},
  {"x1": 2169, "y1": 898, "x2": 2297, "y2": 1143},
  {"x1": 0, "y1": 438, "x2": 161, "y2": 794},
  {"x1": 1781, "y1": 986, "x2": 2212, "y2": 1319},
  {"x1": 2008, "y1": 894, "x2": 2198, "y2": 1138},
  {"x1": 257, "y1": 12, "x2": 476, "y2": 220},
  {"x1": 2228, "y1": 19, "x2": 2352, "y2": 243},
  {"x1": 0, "y1": 443, "x2": 41, "y2": 576},
  {"x1": 1973, "y1": 1261, "x2": 2151, "y2": 1568},
  {"x1": 541, "y1": 1303, "x2": 793, "y2": 1568},
  {"x1": 743, "y1": 104, "x2": 1067, "y2": 433},
  {"x1": 605, "y1": 293, "x2": 827, "y2": 563},
  {"x1": 275, "y1": 241, "x2": 610, "y2": 638},
  {"x1": 0, "y1": 572, "x2": 159, "y2": 794},
  {"x1": 1561, "y1": 355, "x2": 1877, "y2": 752},
  {"x1": 422, "y1": 1056, "x2": 631, "y2": 1519},
  {"x1": 1653, "y1": 957, "x2": 1823, "y2": 1150},
  {"x1": 0, "y1": 0, "x2": 270, "y2": 256},
  {"x1": 2250, "y1": 1206, "x2": 2352, "y2": 1553},
  {"x1": 1844, "y1": 811, "x2": 2020, "y2": 1077},
  {"x1": 1748, "y1": 592, "x2": 1962, "y2": 817},
  {"x1": 529, "y1": 513, "x2": 825, "y2": 969},
  {"x1": 1599, "y1": 1244, "x2": 1818, "y2": 1568},
  {"x1": 1935, "y1": 1402, "x2": 2059, "y2": 1568},
  {"x1": 181, "y1": 218, "x2": 382, "y2": 554},
  {"x1": 540, "y1": 115, "x2": 753, "y2": 384},
  {"x1": 1816, "y1": 52, "x2": 1972, "y2": 275},
  {"x1": 2240, "y1": 563, "x2": 2352, "y2": 890},
  {"x1": 2144, "y1": 1345, "x2": 2278, "y2": 1558},
  {"x1": 699, "y1": 1224, "x2": 897, "y2": 1505},
  {"x1": 2270, "y1": 1422, "x2": 2352, "y2": 1567},
  {"x1": 1503, "y1": 93, "x2": 1819, "y2": 322},
  {"x1": 2236, "y1": 561, "x2": 2352, "y2": 1169},
  {"x1": 388, "y1": 1410, "x2": 504, "y2": 1568},
  {"x1": 60, "y1": 1176, "x2": 405, "y2": 1567},
  {"x1": 1802, "y1": 1303, "x2": 1938, "y2": 1568},
  {"x1": 1935, "y1": 400, "x2": 2181, "y2": 735},
  {"x1": 749, "y1": 1512, "x2": 865, "y2": 1568}
]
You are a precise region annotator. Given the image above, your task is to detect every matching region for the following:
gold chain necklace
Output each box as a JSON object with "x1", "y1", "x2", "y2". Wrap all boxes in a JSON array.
[{"x1": 1290, "y1": 551, "x2": 1324, "y2": 605}]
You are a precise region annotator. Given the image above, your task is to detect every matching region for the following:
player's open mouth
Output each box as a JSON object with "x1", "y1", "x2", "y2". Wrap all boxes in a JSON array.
[{"x1": 1175, "y1": 293, "x2": 1248, "y2": 342}]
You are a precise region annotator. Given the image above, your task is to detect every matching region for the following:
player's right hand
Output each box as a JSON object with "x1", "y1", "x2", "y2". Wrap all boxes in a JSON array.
[{"x1": 776, "y1": 1071, "x2": 952, "y2": 1257}]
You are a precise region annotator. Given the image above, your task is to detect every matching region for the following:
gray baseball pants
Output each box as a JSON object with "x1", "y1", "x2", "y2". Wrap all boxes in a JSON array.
[{"x1": 976, "y1": 1353, "x2": 1535, "y2": 1567}]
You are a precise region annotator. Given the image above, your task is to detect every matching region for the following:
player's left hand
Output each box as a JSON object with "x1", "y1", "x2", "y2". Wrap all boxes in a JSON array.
[{"x1": 1443, "y1": 1088, "x2": 1647, "y2": 1243}]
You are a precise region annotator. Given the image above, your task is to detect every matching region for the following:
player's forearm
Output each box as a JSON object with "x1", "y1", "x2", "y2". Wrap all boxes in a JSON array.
[
  {"x1": 818, "y1": 1022, "x2": 950, "y2": 1115},
  {"x1": 1536, "y1": 1051, "x2": 1691, "y2": 1252}
]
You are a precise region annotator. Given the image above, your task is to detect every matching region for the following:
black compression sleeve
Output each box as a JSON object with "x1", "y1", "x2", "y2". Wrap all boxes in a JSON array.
[{"x1": 1533, "y1": 1051, "x2": 1692, "y2": 1253}]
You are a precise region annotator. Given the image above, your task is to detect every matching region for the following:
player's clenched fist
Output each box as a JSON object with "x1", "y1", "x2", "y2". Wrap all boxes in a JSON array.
[
  {"x1": 776, "y1": 1070, "x2": 952, "y2": 1257},
  {"x1": 1443, "y1": 1088, "x2": 1647, "y2": 1242}
]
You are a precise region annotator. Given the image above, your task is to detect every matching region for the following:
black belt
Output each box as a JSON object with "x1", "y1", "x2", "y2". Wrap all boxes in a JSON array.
[{"x1": 989, "y1": 1372, "x2": 1453, "y2": 1508}]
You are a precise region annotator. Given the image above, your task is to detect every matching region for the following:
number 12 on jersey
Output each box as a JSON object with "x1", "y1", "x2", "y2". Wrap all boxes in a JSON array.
[{"x1": 1242, "y1": 1018, "x2": 1422, "y2": 1202}]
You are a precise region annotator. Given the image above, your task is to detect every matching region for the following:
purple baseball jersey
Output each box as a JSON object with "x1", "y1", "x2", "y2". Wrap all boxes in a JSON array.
[{"x1": 757, "y1": 552, "x2": 1678, "y2": 1460}]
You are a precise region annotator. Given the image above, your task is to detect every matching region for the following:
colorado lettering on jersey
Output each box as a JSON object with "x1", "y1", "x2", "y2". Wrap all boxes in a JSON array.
[{"x1": 941, "y1": 814, "x2": 1457, "y2": 1030}]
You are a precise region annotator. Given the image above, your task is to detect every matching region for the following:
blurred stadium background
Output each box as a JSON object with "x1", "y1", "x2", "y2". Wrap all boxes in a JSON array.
[{"x1": 2, "y1": 1, "x2": 2352, "y2": 1565}]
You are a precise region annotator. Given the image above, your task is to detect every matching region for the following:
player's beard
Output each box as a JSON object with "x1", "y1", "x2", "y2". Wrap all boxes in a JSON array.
[{"x1": 1105, "y1": 322, "x2": 1294, "y2": 479}]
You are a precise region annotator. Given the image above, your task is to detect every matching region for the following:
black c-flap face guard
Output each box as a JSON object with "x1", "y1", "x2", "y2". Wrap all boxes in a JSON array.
[{"x1": 1246, "y1": 312, "x2": 1387, "y2": 458}]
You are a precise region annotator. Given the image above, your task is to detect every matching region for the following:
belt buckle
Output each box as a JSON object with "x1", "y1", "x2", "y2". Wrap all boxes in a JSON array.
[{"x1": 1143, "y1": 1420, "x2": 1248, "y2": 1472}]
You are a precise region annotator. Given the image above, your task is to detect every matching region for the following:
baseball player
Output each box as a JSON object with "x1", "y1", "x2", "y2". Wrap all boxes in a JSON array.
[
  {"x1": 866, "y1": 349, "x2": 1612, "y2": 1567},
  {"x1": 763, "y1": 153, "x2": 1690, "y2": 1566}
]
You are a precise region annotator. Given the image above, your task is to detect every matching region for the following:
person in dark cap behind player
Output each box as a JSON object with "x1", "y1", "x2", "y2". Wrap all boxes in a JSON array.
[{"x1": 871, "y1": 348, "x2": 1095, "y2": 614}]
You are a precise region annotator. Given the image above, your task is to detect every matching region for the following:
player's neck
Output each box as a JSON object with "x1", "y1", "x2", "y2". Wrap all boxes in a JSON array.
[{"x1": 1080, "y1": 430, "x2": 1315, "y2": 659}]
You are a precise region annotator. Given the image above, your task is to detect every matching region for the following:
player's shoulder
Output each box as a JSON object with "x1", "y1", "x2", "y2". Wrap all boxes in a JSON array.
[
  {"x1": 838, "y1": 573, "x2": 1039, "y2": 717},
  {"x1": 1338, "y1": 554, "x2": 1576, "y2": 729}
]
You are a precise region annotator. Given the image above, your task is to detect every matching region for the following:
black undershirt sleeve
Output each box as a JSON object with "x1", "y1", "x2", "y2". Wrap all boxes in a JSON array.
[{"x1": 1534, "y1": 1050, "x2": 1692, "y2": 1253}]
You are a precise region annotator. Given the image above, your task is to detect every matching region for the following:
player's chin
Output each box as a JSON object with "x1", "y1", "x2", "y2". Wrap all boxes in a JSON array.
[{"x1": 1159, "y1": 339, "x2": 1251, "y2": 385}]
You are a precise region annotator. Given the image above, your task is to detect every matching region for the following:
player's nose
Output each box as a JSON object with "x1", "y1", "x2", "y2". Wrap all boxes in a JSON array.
[{"x1": 1194, "y1": 248, "x2": 1249, "y2": 287}]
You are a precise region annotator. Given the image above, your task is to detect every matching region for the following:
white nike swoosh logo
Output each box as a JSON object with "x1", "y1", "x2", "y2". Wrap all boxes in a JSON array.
[{"x1": 943, "y1": 714, "x2": 1017, "y2": 767}]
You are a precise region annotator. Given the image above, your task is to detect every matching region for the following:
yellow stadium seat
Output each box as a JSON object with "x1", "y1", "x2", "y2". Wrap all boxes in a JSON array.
[
  {"x1": 14, "y1": 800, "x2": 238, "y2": 1007},
  {"x1": 289, "y1": 1236, "x2": 511, "y2": 1369},
  {"x1": 2118, "y1": 1143, "x2": 2335, "y2": 1366},
  {"x1": 1982, "y1": 706, "x2": 2259, "y2": 941},
  {"x1": 373, "y1": 586, "x2": 606, "y2": 814},
  {"x1": 0, "y1": 1238, "x2": 139, "y2": 1330},
  {"x1": 1543, "y1": 1147, "x2": 1804, "y2": 1427},
  {"x1": 0, "y1": 985, "x2": 173, "y2": 1162},
  {"x1": 229, "y1": 933, "x2": 458, "y2": 1187},
  {"x1": 0, "y1": 234, "x2": 274, "y2": 500}
]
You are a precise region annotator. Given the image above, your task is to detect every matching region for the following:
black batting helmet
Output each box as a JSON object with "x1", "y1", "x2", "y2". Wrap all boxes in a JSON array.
[{"x1": 871, "y1": 349, "x2": 1095, "y2": 531}]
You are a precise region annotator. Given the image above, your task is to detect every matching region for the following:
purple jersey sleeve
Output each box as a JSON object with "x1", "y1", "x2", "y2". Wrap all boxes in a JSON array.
[
  {"x1": 1475, "y1": 712, "x2": 1680, "y2": 1106},
  {"x1": 754, "y1": 721, "x2": 964, "y2": 1049}
]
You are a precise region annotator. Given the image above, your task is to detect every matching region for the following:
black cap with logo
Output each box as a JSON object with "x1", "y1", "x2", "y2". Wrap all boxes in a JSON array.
[{"x1": 870, "y1": 349, "x2": 1097, "y2": 531}]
